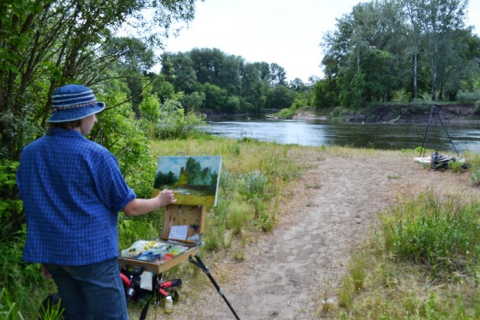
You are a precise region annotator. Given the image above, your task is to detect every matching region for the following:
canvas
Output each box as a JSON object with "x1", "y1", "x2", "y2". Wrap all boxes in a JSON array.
[{"x1": 153, "y1": 156, "x2": 222, "y2": 206}]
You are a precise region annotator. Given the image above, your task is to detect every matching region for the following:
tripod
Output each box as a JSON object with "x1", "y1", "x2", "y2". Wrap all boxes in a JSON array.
[
  {"x1": 189, "y1": 253, "x2": 241, "y2": 320},
  {"x1": 420, "y1": 105, "x2": 459, "y2": 158}
]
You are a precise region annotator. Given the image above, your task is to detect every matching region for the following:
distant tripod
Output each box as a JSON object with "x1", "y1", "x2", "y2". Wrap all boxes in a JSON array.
[{"x1": 420, "y1": 105, "x2": 459, "y2": 158}]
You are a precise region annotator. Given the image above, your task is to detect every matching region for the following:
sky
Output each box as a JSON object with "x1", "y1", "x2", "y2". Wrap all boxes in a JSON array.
[{"x1": 160, "y1": 0, "x2": 480, "y2": 83}]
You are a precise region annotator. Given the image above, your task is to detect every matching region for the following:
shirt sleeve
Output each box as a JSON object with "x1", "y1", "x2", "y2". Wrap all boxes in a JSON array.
[{"x1": 89, "y1": 147, "x2": 136, "y2": 213}]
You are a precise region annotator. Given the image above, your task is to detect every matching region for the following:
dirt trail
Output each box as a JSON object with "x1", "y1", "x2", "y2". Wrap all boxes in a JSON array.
[{"x1": 153, "y1": 149, "x2": 477, "y2": 320}]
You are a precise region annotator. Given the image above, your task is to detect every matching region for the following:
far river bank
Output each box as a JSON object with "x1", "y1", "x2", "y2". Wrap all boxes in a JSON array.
[{"x1": 292, "y1": 103, "x2": 480, "y2": 125}]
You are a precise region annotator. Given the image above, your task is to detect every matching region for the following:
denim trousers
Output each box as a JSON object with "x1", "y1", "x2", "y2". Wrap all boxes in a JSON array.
[{"x1": 44, "y1": 257, "x2": 129, "y2": 320}]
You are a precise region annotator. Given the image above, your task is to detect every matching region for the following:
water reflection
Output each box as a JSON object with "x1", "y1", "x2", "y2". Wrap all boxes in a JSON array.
[{"x1": 206, "y1": 119, "x2": 480, "y2": 154}]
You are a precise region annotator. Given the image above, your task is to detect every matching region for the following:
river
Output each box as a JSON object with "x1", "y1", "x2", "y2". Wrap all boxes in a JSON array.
[{"x1": 206, "y1": 118, "x2": 480, "y2": 155}]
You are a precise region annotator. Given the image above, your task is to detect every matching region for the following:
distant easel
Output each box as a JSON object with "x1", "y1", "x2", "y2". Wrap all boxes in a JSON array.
[{"x1": 420, "y1": 105, "x2": 459, "y2": 158}]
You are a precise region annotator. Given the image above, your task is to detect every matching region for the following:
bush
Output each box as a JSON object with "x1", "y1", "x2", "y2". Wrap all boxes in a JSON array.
[
  {"x1": 456, "y1": 90, "x2": 480, "y2": 103},
  {"x1": 154, "y1": 99, "x2": 206, "y2": 139},
  {"x1": 470, "y1": 168, "x2": 480, "y2": 186},
  {"x1": 238, "y1": 171, "x2": 268, "y2": 199},
  {"x1": 382, "y1": 191, "x2": 480, "y2": 277}
]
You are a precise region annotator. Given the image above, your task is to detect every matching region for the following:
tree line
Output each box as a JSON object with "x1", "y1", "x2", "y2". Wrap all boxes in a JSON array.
[
  {"x1": 158, "y1": 48, "x2": 302, "y2": 115},
  {"x1": 310, "y1": 0, "x2": 480, "y2": 110}
]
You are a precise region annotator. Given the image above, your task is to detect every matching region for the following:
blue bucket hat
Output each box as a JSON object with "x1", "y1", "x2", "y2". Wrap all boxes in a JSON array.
[{"x1": 47, "y1": 84, "x2": 105, "y2": 123}]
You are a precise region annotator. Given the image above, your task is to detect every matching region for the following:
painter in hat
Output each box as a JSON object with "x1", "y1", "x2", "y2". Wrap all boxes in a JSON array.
[
  {"x1": 17, "y1": 84, "x2": 176, "y2": 319},
  {"x1": 47, "y1": 84, "x2": 105, "y2": 135}
]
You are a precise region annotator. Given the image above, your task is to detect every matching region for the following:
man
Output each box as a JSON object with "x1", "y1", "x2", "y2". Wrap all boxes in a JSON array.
[{"x1": 17, "y1": 84, "x2": 175, "y2": 319}]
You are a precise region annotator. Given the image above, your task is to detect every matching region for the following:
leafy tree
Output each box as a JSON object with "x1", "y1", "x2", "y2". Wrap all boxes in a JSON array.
[
  {"x1": 0, "y1": 0, "x2": 199, "y2": 161},
  {"x1": 161, "y1": 52, "x2": 198, "y2": 93},
  {"x1": 312, "y1": 80, "x2": 339, "y2": 109},
  {"x1": 320, "y1": 0, "x2": 476, "y2": 106},
  {"x1": 266, "y1": 85, "x2": 296, "y2": 110},
  {"x1": 289, "y1": 78, "x2": 309, "y2": 92},
  {"x1": 179, "y1": 91, "x2": 206, "y2": 113},
  {"x1": 269, "y1": 63, "x2": 287, "y2": 86}
]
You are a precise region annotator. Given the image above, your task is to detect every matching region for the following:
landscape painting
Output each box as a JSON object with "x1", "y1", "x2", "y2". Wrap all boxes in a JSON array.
[{"x1": 153, "y1": 156, "x2": 222, "y2": 206}]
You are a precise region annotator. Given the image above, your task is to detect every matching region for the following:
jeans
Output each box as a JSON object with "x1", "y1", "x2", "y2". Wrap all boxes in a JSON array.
[{"x1": 44, "y1": 257, "x2": 128, "y2": 320}]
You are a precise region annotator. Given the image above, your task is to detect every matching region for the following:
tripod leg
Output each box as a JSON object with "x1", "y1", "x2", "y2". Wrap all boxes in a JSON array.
[
  {"x1": 189, "y1": 254, "x2": 241, "y2": 320},
  {"x1": 421, "y1": 105, "x2": 436, "y2": 157},
  {"x1": 435, "y1": 112, "x2": 460, "y2": 158}
]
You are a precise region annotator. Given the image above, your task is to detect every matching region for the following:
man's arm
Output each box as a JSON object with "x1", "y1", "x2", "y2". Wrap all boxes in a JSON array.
[{"x1": 122, "y1": 189, "x2": 176, "y2": 216}]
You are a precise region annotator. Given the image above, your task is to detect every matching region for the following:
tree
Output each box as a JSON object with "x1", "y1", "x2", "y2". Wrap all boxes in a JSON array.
[
  {"x1": 161, "y1": 52, "x2": 197, "y2": 93},
  {"x1": 0, "y1": 0, "x2": 199, "y2": 160},
  {"x1": 422, "y1": 0, "x2": 468, "y2": 100},
  {"x1": 269, "y1": 63, "x2": 287, "y2": 86}
]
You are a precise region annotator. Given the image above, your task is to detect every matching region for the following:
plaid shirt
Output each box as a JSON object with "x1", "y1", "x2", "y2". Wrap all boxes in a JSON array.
[{"x1": 17, "y1": 128, "x2": 136, "y2": 266}]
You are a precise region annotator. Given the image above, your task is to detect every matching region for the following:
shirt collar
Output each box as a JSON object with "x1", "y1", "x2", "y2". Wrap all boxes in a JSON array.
[{"x1": 47, "y1": 127, "x2": 84, "y2": 138}]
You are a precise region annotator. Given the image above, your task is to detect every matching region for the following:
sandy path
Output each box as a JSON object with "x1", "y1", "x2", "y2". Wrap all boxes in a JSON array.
[{"x1": 147, "y1": 149, "x2": 476, "y2": 320}]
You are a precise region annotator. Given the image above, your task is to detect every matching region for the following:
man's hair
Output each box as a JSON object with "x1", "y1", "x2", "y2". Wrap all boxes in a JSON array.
[{"x1": 49, "y1": 120, "x2": 81, "y2": 130}]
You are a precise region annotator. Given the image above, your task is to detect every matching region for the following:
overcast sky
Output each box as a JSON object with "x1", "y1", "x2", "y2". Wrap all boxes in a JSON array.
[{"x1": 160, "y1": 0, "x2": 480, "y2": 83}]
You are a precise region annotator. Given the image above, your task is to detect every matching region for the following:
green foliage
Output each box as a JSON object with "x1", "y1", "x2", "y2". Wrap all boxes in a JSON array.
[
  {"x1": 457, "y1": 90, "x2": 480, "y2": 103},
  {"x1": 238, "y1": 171, "x2": 268, "y2": 200},
  {"x1": 448, "y1": 160, "x2": 465, "y2": 173},
  {"x1": 392, "y1": 89, "x2": 411, "y2": 103},
  {"x1": 266, "y1": 85, "x2": 296, "y2": 110},
  {"x1": 94, "y1": 87, "x2": 155, "y2": 198},
  {"x1": 0, "y1": 160, "x2": 22, "y2": 220},
  {"x1": 0, "y1": 0, "x2": 198, "y2": 160},
  {"x1": 154, "y1": 99, "x2": 206, "y2": 140},
  {"x1": 470, "y1": 168, "x2": 480, "y2": 186},
  {"x1": 275, "y1": 108, "x2": 296, "y2": 119},
  {"x1": 37, "y1": 296, "x2": 64, "y2": 320},
  {"x1": 179, "y1": 91, "x2": 206, "y2": 112},
  {"x1": 162, "y1": 49, "x2": 297, "y2": 114},
  {"x1": 321, "y1": 0, "x2": 476, "y2": 107},
  {"x1": 382, "y1": 191, "x2": 480, "y2": 277},
  {"x1": 312, "y1": 79, "x2": 339, "y2": 109},
  {"x1": 0, "y1": 287, "x2": 24, "y2": 320},
  {"x1": 118, "y1": 212, "x2": 163, "y2": 249},
  {"x1": 340, "y1": 72, "x2": 367, "y2": 109}
]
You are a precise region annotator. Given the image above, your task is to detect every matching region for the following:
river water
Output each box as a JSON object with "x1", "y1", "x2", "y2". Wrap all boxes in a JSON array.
[{"x1": 206, "y1": 118, "x2": 480, "y2": 154}]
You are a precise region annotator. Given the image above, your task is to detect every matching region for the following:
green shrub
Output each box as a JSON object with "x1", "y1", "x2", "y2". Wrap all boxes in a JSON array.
[
  {"x1": 0, "y1": 287, "x2": 24, "y2": 320},
  {"x1": 382, "y1": 191, "x2": 480, "y2": 277},
  {"x1": 470, "y1": 168, "x2": 480, "y2": 186},
  {"x1": 275, "y1": 108, "x2": 296, "y2": 119},
  {"x1": 0, "y1": 160, "x2": 22, "y2": 220},
  {"x1": 154, "y1": 99, "x2": 206, "y2": 139},
  {"x1": 457, "y1": 90, "x2": 480, "y2": 103},
  {"x1": 448, "y1": 161, "x2": 465, "y2": 173},
  {"x1": 238, "y1": 171, "x2": 268, "y2": 199}
]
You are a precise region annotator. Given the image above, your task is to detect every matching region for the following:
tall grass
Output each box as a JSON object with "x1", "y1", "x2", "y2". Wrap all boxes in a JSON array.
[
  {"x1": 148, "y1": 136, "x2": 308, "y2": 252},
  {"x1": 383, "y1": 191, "x2": 480, "y2": 276},
  {"x1": 331, "y1": 191, "x2": 480, "y2": 319}
]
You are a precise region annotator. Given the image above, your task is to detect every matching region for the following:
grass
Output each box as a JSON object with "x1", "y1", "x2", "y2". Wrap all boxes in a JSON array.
[{"x1": 328, "y1": 190, "x2": 480, "y2": 319}]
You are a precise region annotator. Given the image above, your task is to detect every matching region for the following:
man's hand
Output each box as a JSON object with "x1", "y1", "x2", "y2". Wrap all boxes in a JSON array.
[
  {"x1": 157, "y1": 189, "x2": 177, "y2": 206},
  {"x1": 41, "y1": 264, "x2": 52, "y2": 278}
]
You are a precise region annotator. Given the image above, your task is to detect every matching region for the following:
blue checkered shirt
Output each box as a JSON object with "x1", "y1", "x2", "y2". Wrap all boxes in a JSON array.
[{"x1": 17, "y1": 128, "x2": 136, "y2": 266}]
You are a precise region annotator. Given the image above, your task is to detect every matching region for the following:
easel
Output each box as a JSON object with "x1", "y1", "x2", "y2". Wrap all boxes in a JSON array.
[
  {"x1": 420, "y1": 105, "x2": 460, "y2": 158},
  {"x1": 119, "y1": 203, "x2": 240, "y2": 319}
]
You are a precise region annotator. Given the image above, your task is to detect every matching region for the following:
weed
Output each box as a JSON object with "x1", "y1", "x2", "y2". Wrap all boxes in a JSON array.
[
  {"x1": 337, "y1": 276, "x2": 354, "y2": 309},
  {"x1": 448, "y1": 160, "x2": 465, "y2": 173},
  {"x1": 387, "y1": 174, "x2": 402, "y2": 179},
  {"x1": 349, "y1": 254, "x2": 366, "y2": 291},
  {"x1": 226, "y1": 200, "x2": 250, "y2": 236},
  {"x1": 470, "y1": 168, "x2": 480, "y2": 186},
  {"x1": 306, "y1": 182, "x2": 322, "y2": 189},
  {"x1": 238, "y1": 171, "x2": 268, "y2": 199},
  {"x1": 0, "y1": 288, "x2": 24, "y2": 320}
]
